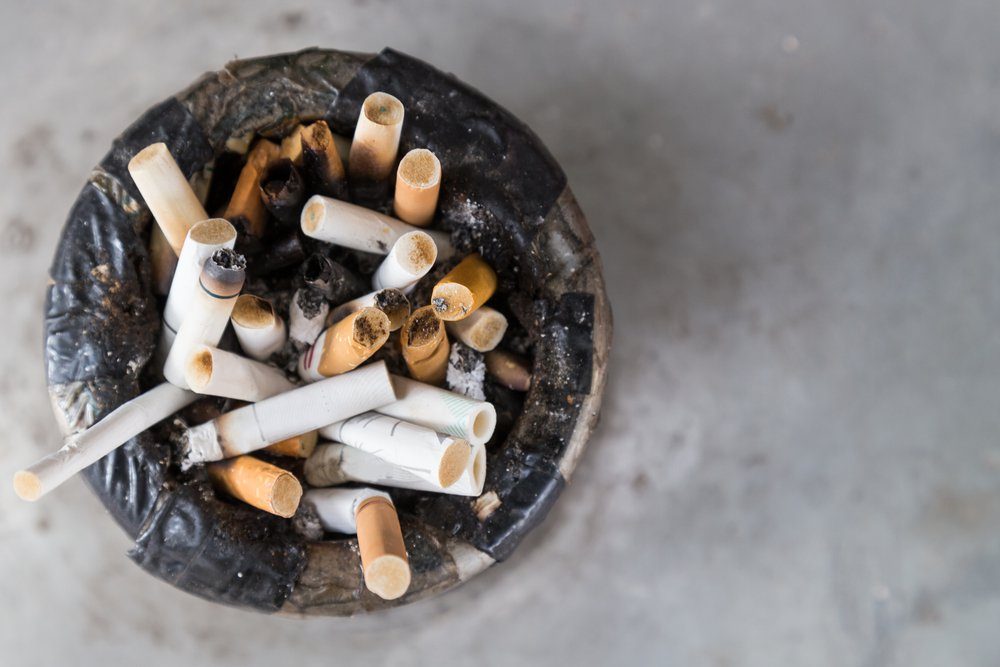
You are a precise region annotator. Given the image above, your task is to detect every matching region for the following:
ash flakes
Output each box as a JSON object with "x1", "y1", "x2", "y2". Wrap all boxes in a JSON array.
[{"x1": 446, "y1": 342, "x2": 486, "y2": 400}]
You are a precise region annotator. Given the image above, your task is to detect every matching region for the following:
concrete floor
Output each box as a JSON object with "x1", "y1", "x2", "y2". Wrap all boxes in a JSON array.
[{"x1": 2, "y1": 0, "x2": 999, "y2": 665}]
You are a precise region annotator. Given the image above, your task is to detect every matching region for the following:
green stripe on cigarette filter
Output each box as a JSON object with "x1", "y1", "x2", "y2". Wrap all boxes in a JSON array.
[{"x1": 199, "y1": 278, "x2": 241, "y2": 299}]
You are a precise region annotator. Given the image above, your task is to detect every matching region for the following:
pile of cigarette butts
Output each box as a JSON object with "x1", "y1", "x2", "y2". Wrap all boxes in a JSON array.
[{"x1": 14, "y1": 91, "x2": 533, "y2": 601}]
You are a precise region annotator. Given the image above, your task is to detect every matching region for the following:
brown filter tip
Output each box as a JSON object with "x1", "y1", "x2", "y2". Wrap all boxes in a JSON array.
[
  {"x1": 189, "y1": 218, "x2": 237, "y2": 245},
  {"x1": 232, "y1": 295, "x2": 276, "y2": 328},
  {"x1": 398, "y1": 149, "x2": 440, "y2": 189},
  {"x1": 363, "y1": 93, "x2": 404, "y2": 126},
  {"x1": 186, "y1": 348, "x2": 214, "y2": 390},
  {"x1": 13, "y1": 471, "x2": 41, "y2": 501},
  {"x1": 438, "y1": 439, "x2": 471, "y2": 488},
  {"x1": 353, "y1": 308, "x2": 391, "y2": 349}
]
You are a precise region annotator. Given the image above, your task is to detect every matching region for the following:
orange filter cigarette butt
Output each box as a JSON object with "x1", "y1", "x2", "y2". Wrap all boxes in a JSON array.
[
  {"x1": 400, "y1": 305, "x2": 450, "y2": 385},
  {"x1": 280, "y1": 125, "x2": 306, "y2": 165},
  {"x1": 431, "y1": 254, "x2": 498, "y2": 321},
  {"x1": 393, "y1": 149, "x2": 441, "y2": 227},
  {"x1": 207, "y1": 455, "x2": 302, "y2": 518},
  {"x1": 356, "y1": 496, "x2": 410, "y2": 600},
  {"x1": 224, "y1": 139, "x2": 280, "y2": 237},
  {"x1": 298, "y1": 307, "x2": 390, "y2": 381}
]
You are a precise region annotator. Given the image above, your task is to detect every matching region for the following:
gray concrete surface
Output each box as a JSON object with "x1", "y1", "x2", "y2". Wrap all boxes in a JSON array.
[{"x1": 2, "y1": 0, "x2": 999, "y2": 665}]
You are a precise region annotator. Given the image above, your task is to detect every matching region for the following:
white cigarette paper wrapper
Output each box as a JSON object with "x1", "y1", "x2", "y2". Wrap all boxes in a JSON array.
[
  {"x1": 14, "y1": 383, "x2": 197, "y2": 501},
  {"x1": 372, "y1": 231, "x2": 437, "y2": 292},
  {"x1": 376, "y1": 375, "x2": 496, "y2": 446},
  {"x1": 163, "y1": 281, "x2": 241, "y2": 389},
  {"x1": 185, "y1": 345, "x2": 295, "y2": 402},
  {"x1": 231, "y1": 298, "x2": 287, "y2": 361},
  {"x1": 289, "y1": 289, "x2": 329, "y2": 347},
  {"x1": 303, "y1": 487, "x2": 391, "y2": 534},
  {"x1": 182, "y1": 361, "x2": 395, "y2": 467}
]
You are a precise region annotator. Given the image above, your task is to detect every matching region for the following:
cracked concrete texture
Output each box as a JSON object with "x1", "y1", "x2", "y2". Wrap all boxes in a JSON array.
[{"x1": 2, "y1": 0, "x2": 1000, "y2": 665}]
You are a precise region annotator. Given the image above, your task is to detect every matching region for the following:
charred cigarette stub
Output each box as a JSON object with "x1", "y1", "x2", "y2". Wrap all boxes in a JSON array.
[
  {"x1": 484, "y1": 349, "x2": 532, "y2": 392},
  {"x1": 259, "y1": 158, "x2": 305, "y2": 224},
  {"x1": 349, "y1": 92, "x2": 404, "y2": 184},
  {"x1": 224, "y1": 139, "x2": 280, "y2": 237},
  {"x1": 393, "y1": 148, "x2": 441, "y2": 227},
  {"x1": 257, "y1": 230, "x2": 306, "y2": 274},
  {"x1": 207, "y1": 455, "x2": 302, "y2": 518},
  {"x1": 446, "y1": 306, "x2": 508, "y2": 353},
  {"x1": 431, "y1": 254, "x2": 498, "y2": 321},
  {"x1": 231, "y1": 294, "x2": 287, "y2": 361},
  {"x1": 372, "y1": 231, "x2": 438, "y2": 292},
  {"x1": 184, "y1": 345, "x2": 295, "y2": 402},
  {"x1": 400, "y1": 306, "x2": 450, "y2": 385},
  {"x1": 263, "y1": 430, "x2": 318, "y2": 458},
  {"x1": 301, "y1": 120, "x2": 347, "y2": 196},
  {"x1": 377, "y1": 374, "x2": 496, "y2": 446},
  {"x1": 298, "y1": 308, "x2": 390, "y2": 381},
  {"x1": 279, "y1": 124, "x2": 305, "y2": 165},
  {"x1": 149, "y1": 228, "x2": 178, "y2": 295},
  {"x1": 301, "y1": 253, "x2": 367, "y2": 304},
  {"x1": 329, "y1": 289, "x2": 410, "y2": 332},
  {"x1": 289, "y1": 288, "x2": 330, "y2": 350}
]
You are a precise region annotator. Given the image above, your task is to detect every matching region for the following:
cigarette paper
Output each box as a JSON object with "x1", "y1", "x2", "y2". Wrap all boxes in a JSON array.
[
  {"x1": 301, "y1": 120, "x2": 347, "y2": 197},
  {"x1": 301, "y1": 253, "x2": 367, "y2": 304},
  {"x1": 377, "y1": 374, "x2": 496, "y2": 446},
  {"x1": 349, "y1": 92, "x2": 404, "y2": 184},
  {"x1": 372, "y1": 231, "x2": 437, "y2": 292},
  {"x1": 263, "y1": 430, "x2": 318, "y2": 458},
  {"x1": 445, "y1": 306, "x2": 508, "y2": 353},
  {"x1": 431, "y1": 254, "x2": 498, "y2": 321},
  {"x1": 328, "y1": 289, "x2": 410, "y2": 332},
  {"x1": 305, "y1": 442, "x2": 486, "y2": 497},
  {"x1": 300, "y1": 194, "x2": 454, "y2": 259},
  {"x1": 207, "y1": 455, "x2": 302, "y2": 518},
  {"x1": 484, "y1": 349, "x2": 532, "y2": 392},
  {"x1": 298, "y1": 308, "x2": 390, "y2": 381},
  {"x1": 231, "y1": 294, "x2": 287, "y2": 361},
  {"x1": 163, "y1": 249, "x2": 246, "y2": 389},
  {"x1": 279, "y1": 125, "x2": 305, "y2": 165},
  {"x1": 259, "y1": 158, "x2": 305, "y2": 224},
  {"x1": 393, "y1": 148, "x2": 441, "y2": 227},
  {"x1": 184, "y1": 345, "x2": 295, "y2": 402},
  {"x1": 400, "y1": 306, "x2": 449, "y2": 385},
  {"x1": 224, "y1": 139, "x2": 281, "y2": 237},
  {"x1": 302, "y1": 486, "x2": 390, "y2": 533},
  {"x1": 288, "y1": 288, "x2": 329, "y2": 349},
  {"x1": 319, "y1": 412, "x2": 475, "y2": 489},
  {"x1": 13, "y1": 383, "x2": 197, "y2": 501},
  {"x1": 181, "y1": 361, "x2": 396, "y2": 466}
]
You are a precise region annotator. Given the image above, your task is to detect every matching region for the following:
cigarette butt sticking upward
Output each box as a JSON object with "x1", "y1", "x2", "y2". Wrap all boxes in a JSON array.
[
  {"x1": 372, "y1": 231, "x2": 438, "y2": 292},
  {"x1": 279, "y1": 125, "x2": 305, "y2": 165},
  {"x1": 431, "y1": 254, "x2": 498, "y2": 321},
  {"x1": 329, "y1": 289, "x2": 411, "y2": 332},
  {"x1": 301, "y1": 253, "x2": 368, "y2": 304},
  {"x1": 393, "y1": 149, "x2": 441, "y2": 227},
  {"x1": 298, "y1": 307, "x2": 390, "y2": 381},
  {"x1": 301, "y1": 120, "x2": 347, "y2": 197},
  {"x1": 184, "y1": 345, "x2": 295, "y2": 402},
  {"x1": 263, "y1": 430, "x2": 318, "y2": 458},
  {"x1": 13, "y1": 383, "x2": 197, "y2": 501},
  {"x1": 400, "y1": 306, "x2": 449, "y2": 385},
  {"x1": 446, "y1": 306, "x2": 508, "y2": 353},
  {"x1": 289, "y1": 288, "x2": 330, "y2": 349},
  {"x1": 377, "y1": 374, "x2": 497, "y2": 446},
  {"x1": 207, "y1": 455, "x2": 302, "y2": 518},
  {"x1": 224, "y1": 139, "x2": 281, "y2": 237},
  {"x1": 259, "y1": 158, "x2": 305, "y2": 224},
  {"x1": 257, "y1": 230, "x2": 306, "y2": 274},
  {"x1": 484, "y1": 349, "x2": 532, "y2": 392},
  {"x1": 349, "y1": 92, "x2": 404, "y2": 184},
  {"x1": 231, "y1": 294, "x2": 287, "y2": 361}
]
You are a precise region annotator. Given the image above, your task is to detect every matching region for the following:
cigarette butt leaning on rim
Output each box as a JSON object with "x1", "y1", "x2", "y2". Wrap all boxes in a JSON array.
[
  {"x1": 224, "y1": 139, "x2": 281, "y2": 237},
  {"x1": 376, "y1": 374, "x2": 496, "y2": 446},
  {"x1": 289, "y1": 288, "x2": 330, "y2": 349},
  {"x1": 300, "y1": 194, "x2": 454, "y2": 259},
  {"x1": 484, "y1": 349, "x2": 532, "y2": 392},
  {"x1": 207, "y1": 455, "x2": 302, "y2": 518},
  {"x1": 431, "y1": 254, "x2": 498, "y2": 321},
  {"x1": 372, "y1": 231, "x2": 437, "y2": 292},
  {"x1": 181, "y1": 361, "x2": 396, "y2": 467},
  {"x1": 184, "y1": 345, "x2": 295, "y2": 402},
  {"x1": 163, "y1": 249, "x2": 246, "y2": 388},
  {"x1": 231, "y1": 294, "x2": 287, "y2": 361},
  {"x1": 400, "y1": 306, "x2": 449, "y2": 385},
  {"x1": 259, "y1": 158, "x2": 305, "y2": 224},
  {"x1": 301, "y1": 120, "x2": 346, "y2": 196},
  {"x1": 13, "y1": 383, "x2": 198, "y2": 501},
  {"x1": 279, "y1": 125, "x2": 305, "y2": 165},
  {"x1": 445, "y1": 306, "x2": 508, "y2": 353},
  {"x1": 263, "y1": 430, "x2": 318, "y2": 458},
  {"x1": 298, "y1": 308, "x2": 390, "y2": 381},
  {"x1": 349, "y1": 92, "x2": 404, "y2": 184},
  {"x1": 302, "y1": 487, "x2": 411, "y2": 600},
  {"x1": 393, "y1": 148, "x2": 441, "y2": 227}
]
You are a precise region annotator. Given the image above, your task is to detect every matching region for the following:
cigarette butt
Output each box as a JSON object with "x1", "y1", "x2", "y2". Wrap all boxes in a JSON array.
[
  {"x1": 393, "y1": 149, "x2": 441, "y2": 227},
  {"x1": 263, "y1": 430, "x2": 318, "y2": 458},
  {"x1": 372, "y1": 231, "x2": 437, "y2": 292},
  {"x1": 301, "y1": 253, "x2": 368, "y2": 304},
  {"x1": 301, "y1": 120, "x2": 346, "y2": 196},
  {"x1": 231, "y1": 294, "x2": 287, "y2": 361},
  {"x1": 484, "y1": 349, "x2": 532, "y2": 392},
  {"x1": 400, "y1": 306, "x2": 449, "y2": 385},
  {"x1": 128, "y1": 143, "x2": 209, "y2": 255},
  {"x1": 349, "y1": 92, "x2": 404, "y2": 184},
  {"x1": 280, "y1": 125, "x2": 305, "y2": 165},
  {"x1": 207, "y1": 455, "x2": 302, "y2": 518},
  {"x1": 356, "y1": 496, "x2": 410, "y2": 600},
  {"x1": 259, "y1": 158, "x2": 305, "y2": 224},
  {"x1": 377, "y1": 374, "x2": 496, "y2": 446},
  {"x1": 256, "y1": 230, "x2": 306, "y2": 275},
  {"x1": 446, "y1": 306, "x2": 508, "y2": 353},
  {"x1": 289, "y1": 288, "x2": 330, "y2": 349},
  {"x1": 329, "y1": 289, "x2": 410, "y2": 332},
  {"x1": 224, "y1": 139, "x2": 281, "y2": 237},
  {"x1": 298, "y1": 307, "x2": 390, "y2": 381},
  {"x1": 184, "y1": 345, "x2": 295, "y2": 402},
  {"x1": 150, "y1": 226, "x2": 178, "y2": 295},
  {"x1": 474, "y1": 491, "x2": 501, "y2": 521},
  {"x1": 431, "y1": 254, "x2": 497, "y2": 321}
]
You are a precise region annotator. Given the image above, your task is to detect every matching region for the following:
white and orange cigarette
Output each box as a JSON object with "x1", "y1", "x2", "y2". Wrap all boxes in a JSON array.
[
  {"x1": 207, "y1": 455, "x2": 302, "y2": 518},
  {"x1": 224, "y1": 139, "x2": 280, "y2": 237},
  {"x1": 349, "y1": 92, "x2": 404, "y2": 184},
  {"x1": 393, "y1": 148, "x2": 441, "y2": 227},
  {"x1": 400, "y1": 306, "x2": 449, "y2": 385},
  {"x1": 377, "y1": 375, "x2": 496, "y2": 446},
  {"x1": 445, "y1": 306, "x2": 508, "y2": 353},
  {"x1": 431, "y1": 254, "x2": 498, "y2": 321},
  {"x1": 184, "y1": 345, "x2": 295, "y2": 402},
  {"x1": 328, "y1": 289, "x2": 410, "y2": 332},
  {"x1": 231, "y1": 294, "x2": 287, "y2": 361},
  {"x1": 372, "y1": 230, "x2": 437, "y2": 292},
  {"x1": 297, "y1": 308, "x2": 390, "y2": 382}
]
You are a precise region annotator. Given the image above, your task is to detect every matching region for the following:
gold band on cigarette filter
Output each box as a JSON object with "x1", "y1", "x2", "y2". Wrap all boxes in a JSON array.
[
  {"x1": 207, "y1": 455, "x2": 302, "y2": 518},
  {"x1": 431, "y1": 254, "x2": 497, "y2": 321}
]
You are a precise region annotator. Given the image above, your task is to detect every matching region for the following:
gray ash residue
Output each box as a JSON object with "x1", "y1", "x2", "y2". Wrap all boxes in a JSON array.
[
  {"x1": 431, "y1": 297, "x2": 447, "y2": 313},
  {"x1": 301, "y1": 253, "x2": 333, "y2": 284},
  {"x1": 295, "y1": 287, "x2": 327, "y2": 319},
  {"x1": 292, "y1": 502, "x2": 324, "y2": 541},
  {"x1": 211, "y1": 248, "x2": 247, "y2": 270},
  {"x1": 374, "y1": 288, "x2": 408, "y2": 313},
  {"x1": 446, "y1": 342, "x2": 486, "y2": 400}
]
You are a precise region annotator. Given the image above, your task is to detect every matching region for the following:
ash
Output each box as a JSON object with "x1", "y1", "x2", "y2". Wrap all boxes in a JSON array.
[{"x1": 446, "y1": 342, "x2": 486, "y2": 400}]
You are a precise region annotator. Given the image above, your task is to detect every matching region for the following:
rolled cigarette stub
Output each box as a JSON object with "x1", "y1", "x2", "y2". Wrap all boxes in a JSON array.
[
  {"x1": 184, "y1": 345, "x2": 295, "y2": 402},
  {"x1": 161, "y1": 218, "x2": 238, "y2": 349},
  {"x1": 400, "y1": 306, "x2": 450, "y2": 385},
  {"x1": 431, "y1": 254, "x2": 498, "y2": 321},
  {"x1": 224, "y1": 139, "x2": 280, "y2": 237},
  {"x1": 207, "y1": 455, "x2": 302, "y2": 518},
  {"x1": 301, "y1": 120, "x2": 347, "y2": 197},
  {"x1": 301, "y1": 194, "x2": 454, "y2": 259},
  {"x1": 259, "y1": 158, "x2": 305, "y2": 224},
  {"x1": 319, "y1": 412, "x2": 476, "y2": 489},
  {"x1": 298, "y1": 307, "x2": 390, "y2": 381},
  {"x1": 377, "y1": 374, "x2": 496, "y2": 446},
  {"x1": 445, "y1": 306, "x2": 508, "y2": 353},
  {"x1": 263, "y1": 430, "x2": 318, "y2": 458},
  {"x1": 484, "y1": 349, "x2": 532, "y2": 392},
  {"x1": 231, "y1": 294, "x2": 287, "y2": 361},
  {"x1": 163, "y1": 249, "x2": 247, "y2": 389},
  {"x1": 182, "y1": 361, "x2": 396, "y2": 467},
  {"x1": 302, "y1": 487, "x2": 411, "y2": 600},
  {"x1": 329, "y1": 289, "x2": 410, "y2": 332},
  {"x1": 280, "y1": 125, "x2": 305, "y2": 165},
  {"x1": 306, "y1": 441, "x2": 486, "y2": 497},
  {"x1": 301, "y1": 253, "x2": 368, "y2": 304},
  {"x1": 393, "y1": 148, "x2": 441, "y2": 227},
  {"x1": 13, "y1": 383, "x2": 197, "y2": 501},
  {"x1": 372, "y1": 231, "x2": 437, "y2": 293},
  {"x1": 288, "y1": 288, "x2": 330, "y2": 349},
  {"x1": 349, "y1": 92, "x2": 404, "y2": 184}
]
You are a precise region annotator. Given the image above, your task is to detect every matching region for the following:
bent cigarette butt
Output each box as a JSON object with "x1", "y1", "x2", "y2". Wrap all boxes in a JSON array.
[
  {"x1": 301, "y1": 120, "x2": 346, "y2": 196},
  {"x1": 372, "y1": 231, "x2": 437, "y2": 292},
  {"x1": 298, "y1": 307, "x2": 390, "y2": 381},
  {"x1": 484, "y1": 349, "x2": 532, "y2": 392},
  {"x1": 128, "y1": 142, "x2": 209, "y2": 255},
  {"x1": 431, "y1": 254, "x2": 498, "y2": 321},
  {"x1": 231, "y1": 294, "x2": 287, "y2": 361},
  {"x1": 349, "y1": 92, "x2": 404, "y2": 184},
  {"x1": 184, "y1": 345, "x2": 295, "y2": 402},
  {"x1": 207, "y1": 455, "x2": 302, "y2": 518},
  {"x1": 329, "y1": 289, "x2": 410, "y2": 332},
  {"x1": 263, "y1": 430, "x2": 318, "y2": 458},
  {"x1": 377, "y1": 374, "x2": 496, "y2": 446},
  {"x1": 224, "y1": 139, "x2": 280, "y2": 237},
  {"x1": 259, "y1": 158, "x2": 305, "y2": 224},
  {"x1": 401, "y1": 306, "x2": 449, "y2": 385},
  {"x1": 446, "y1": 306, "x2": 508, "y2": 353},
  {"x1": 280, "y1": 125, "x2": 305, "y2": 165},
  {"x1": 14, "y1": 383, "x2": 197, "y2": 501},
  {"x1": 393, "y1": 148, "x2": 441, "y2": 227},
  {"x1": 356, "y1": 496, "x2": 410, "y2": 600}
]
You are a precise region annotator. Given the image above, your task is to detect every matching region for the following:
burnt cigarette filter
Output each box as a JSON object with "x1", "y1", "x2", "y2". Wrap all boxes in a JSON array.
[
  {"x1": 400, "y1": 306, "x2": 450, "y2": 385},
  {"x1": 372, "y1": 231, "x2": 437, "y2": 292},
  {"x1": 328, "y1": 289, "x2": 411, "y2": 332},
  {"x1": 484, "y1": 349, "x2": 532, "y2": 392},
  {"x1": 377, "y1": 374, "x2": 496, "y2": 446},
  {"x1": 289, "y1": 287, "x2": 330, "y2": 349},
  {"x1": 231, "y1": 294, "x2": 287, "y2": 361},
  {"x1": 207, "y1": 455, "x2": 302, "y2": 518},
  {"x1": 301, "y1": 120, "x2": 347, "y2": 197},
  {"x1": 224, "y1": 139, "x2": 280, "y2": 237},
  {"x1": 256, "y1": 230, "x2": 305, "y2": 274},
  {"x1": 349, "y1": 92, "x2": 404, "y2": 184},
  {"x1": 184, "y1": 345, "x2": 295, "y2": 402},
  {"x1": 298, "y1": 308, "x2": 390, "y2": 381},
  {"x1": 181, "y1": 361, "x2": 396, "y2": 467},
  {"x1": 259, "y1": 158, "x2": 305, "y2": 224},
  {"x1": 263, "y1": 430, "x2": 318, "y2": 458},
  {"x1": 393, "y1": 148, "x2": 441, "y2": 227},
  {"x1": 301, "y1": 253, "x2": 368, "y2": 304},
  {"x1": 446, "y1": 306, "x2": 508, "y2": 353},
  {"x1": 279, "y1": 125, "x2": 305, "y2": 165},
  {"x1": 431, "y1": 254, "x2": 498, "y2": 321},
  {"x1": 13, "y1": 383, "x2": 197, "y2": 501}
]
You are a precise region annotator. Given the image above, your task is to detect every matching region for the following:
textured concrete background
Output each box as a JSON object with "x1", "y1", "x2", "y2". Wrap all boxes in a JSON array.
[{"x1": 2, "y1": 1, "x2": 999, "y2": 665}]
